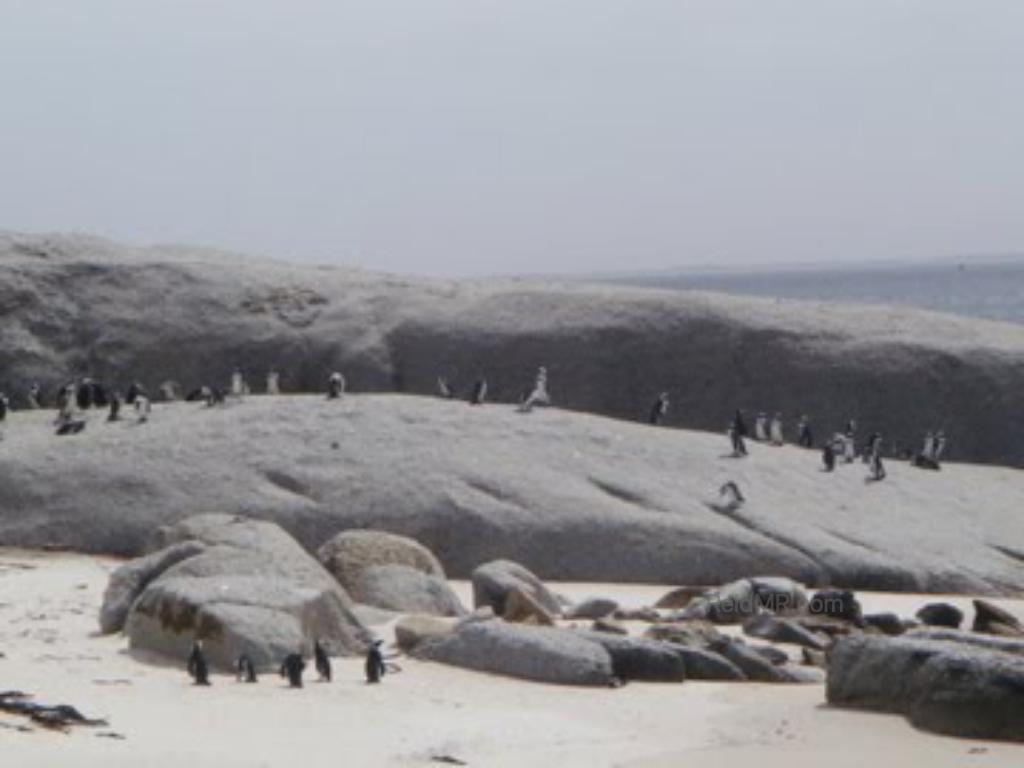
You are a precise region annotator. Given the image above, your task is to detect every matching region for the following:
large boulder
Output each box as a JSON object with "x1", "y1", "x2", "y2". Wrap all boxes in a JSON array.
[
  {"x1": 471, "y1": 560, "x2": 562, "y2": 617},
  {"x1": 827, "y1": 633, "x2": 1024, "y2": 741},
  {"x1": 122, "y1": 514, "x2": 371, "y2": 669},
  {"x1": 573, "y1": 631, "x2": 686, "y2": 683},
  {"x1": 709, "y1": 638, "x2": 793, "y2": 683},
  {"x1": 316, "y1": 530, "x2": 445, "y2": 599},
  {"x1": 413, "y1": 620, "x2": 615, "y2": 686},
  {"x1": 354, "y1": 564, "x2": 465, "y2": 617},
  {"x1": 99, "y1": 540, "x2": 207, "y2": 633}
]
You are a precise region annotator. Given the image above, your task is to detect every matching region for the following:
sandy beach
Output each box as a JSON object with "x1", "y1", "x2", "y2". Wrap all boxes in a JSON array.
[{"x1": 2, "y1": 548, "x2": 1021, "y2": 767}]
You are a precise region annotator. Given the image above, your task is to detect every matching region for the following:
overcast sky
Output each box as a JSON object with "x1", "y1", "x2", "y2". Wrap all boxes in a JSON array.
[{"x1": 1, "y1": 1, "x2": 1022, "y2": 276}]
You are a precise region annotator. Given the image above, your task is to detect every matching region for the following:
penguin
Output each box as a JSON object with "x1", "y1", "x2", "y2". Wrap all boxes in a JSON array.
[
  {"x1": 0, "y1": 393, "x2": 8, "y2": 422},
  {"x1": 822, "y1": 441, "x2": 836, "y2": 472},
  {"x1": 732, "y1": 409, "x2": 748, "y2": 438},
  {"x1": 107, "y1": 394, "x2": 121, "y2": 422},
  {"x1": 266, "y1": 370, "x2": 280, "y2": 396},
  {"x1": 869, "y1": 451, "x2": 886, "y2": 482},
  {"x1": 234, "y1": 654, "x2": 258, "y2": 683},
  {"x1": 728, "y1": 424, "x2": 747, "y2": 457},
  {"x1": 797, "y1": 415, "x2": 813, "y2": 448},
  {"x1": 754, "y1": 413, "x2": 768, "y2": 442},
  {"x1": 708, "y1": 481, "x2": 745, "y2": 514},
  {"x1": 933, "y1": 431, "x2": 947, "y2": 461},
  {"x1": 26, "y1": 383, "x2": 41, "y2": 409},
  {"x1": 313, "y1": 640, "x2": 332, "y2": 682},
  {"x1": 365, "y1": 640, "x2": 386, "y2": 684},
  {"x1": 206, "y1": 387, "x2": 226, "y2": 407},
  {"x1": 135, "y1": 395, "x2": 151, "y2": 423},
  {"x1": 649, "y1": 392, "x2": 669, "y2": 426},
  {"x1": 469, "y1": 379, "x2": 487, "y2": 406},
  {"x1": 922, "y1": 432, "x2": 936, "y2": 460},
  {"x1": 91, "y1": 381, "x2": 109, "y2": 408},
  {"x1": 769, "y1": 413, "x2": 784, "y2": 445},
  {"x1": 326, "y1": 372, "x2": 345, "y2": 400},
  {"x1": 187, "y1": 640, "x2": 211, "y2": 686},
  {"x1": 280, "y1": 652, "x2": 306, "y2": 688},
  {"x1": 230, "y1": 368, "x2": 246, "y2": 398}
]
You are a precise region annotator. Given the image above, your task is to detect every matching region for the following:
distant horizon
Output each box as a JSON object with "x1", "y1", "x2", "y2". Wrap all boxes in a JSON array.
[{"x1": 2, "y1": 2, "x2": 1024, "y2": 277}]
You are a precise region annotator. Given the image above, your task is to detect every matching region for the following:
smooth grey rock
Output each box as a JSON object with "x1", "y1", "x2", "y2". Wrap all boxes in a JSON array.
[
  {"x1": 471, "y1": 560, "x2": 561, "y2": 616},
  {"x1": 915, "y1": 602, "x2": 963, "y2": 629},
  {"x1": 710, "y1": 639, "x2": 791, "y2": 682},
  {"x1": 355, "y1": 564, "x2": 466, "y2": 617},
  {"x1": 99, "y1": 540, "x2": 206, "y2": 633},
  {"x1": 316, "y1": 529, "x2": 445, "y2": 599},
  {"x1": 667, "y1": 645, "x2": 747, "y2": 681},
  {"x1": 565, "y1": 597, "x2": 620, "y2": 620},
  {"x1": 574, "y1": 631, "x2": 686, "y2": 682},
  {"x1": 122, "y1": 514, "x2": 370, "y2": 669},
  {"x1": 742, "y1": 614, "x2": 828, "y2": 650},
  {"x1": 394, "y1": 614, "x2": 457, "y2": 652},
  {"x1": 413, "y1": 620, "x2": 615, "y2": 686}
]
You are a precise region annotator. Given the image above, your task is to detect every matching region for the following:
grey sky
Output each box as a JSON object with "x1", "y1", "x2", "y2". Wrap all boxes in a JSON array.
[{"x1": 1, "y1": 1, "x2": 1022, "y2": 276}]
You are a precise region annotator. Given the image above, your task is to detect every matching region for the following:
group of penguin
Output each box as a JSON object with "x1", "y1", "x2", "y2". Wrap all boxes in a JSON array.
[{"x1": 187, "y1": 639, "x2": 387, "y2": 688}]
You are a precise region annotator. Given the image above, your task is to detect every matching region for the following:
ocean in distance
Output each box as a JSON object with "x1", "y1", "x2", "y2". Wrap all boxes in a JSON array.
[{"x1": 594, "y1": 260, "x2": 1024, "y2": 325}]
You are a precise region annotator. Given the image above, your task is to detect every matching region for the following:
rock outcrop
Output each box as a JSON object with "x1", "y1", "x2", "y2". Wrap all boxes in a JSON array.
[
  {"x1": 353, "y1": 564, "x2": 466, "y2": 617},
  {"x1": 412, "y1": 619, "x2": 615, "y2": 686},
  {"x1": 115, "y1": 514, "x2": 371, "y2": 669},
  {"x1": 1, "y1": 392, "x2": 1022, "y2": 592},
  {"x1": 316, "y1": 530, "x2": 446, "y2": 598},
  {"x1": 827, "y1": 633, "x2": 1024, "y2": 741}
]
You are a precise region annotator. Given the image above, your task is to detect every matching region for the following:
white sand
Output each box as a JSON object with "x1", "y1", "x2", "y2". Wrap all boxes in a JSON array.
[{"x1": 1, "y1": 549, "x2": 1022, "y2": 767}]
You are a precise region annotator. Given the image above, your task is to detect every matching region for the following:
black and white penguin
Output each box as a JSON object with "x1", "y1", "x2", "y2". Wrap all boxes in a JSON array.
[
  {"x1": 187, "y1": 640, "x2": 211, "y2": 686},
  {"x1": 280, "y1": 652, "x2": 306, "y2": 688},
  {"x1": 649, "y1": 392, "x2": 669, "y2": 425},
  {"x1": 797, "y1": 415, "x2": 813, "y2": 448},
  {"x1": 107, "y1": 393, "x2": 121, "y2": 422},
  {"x1": 822, "y1": 441, "x2": 836, "y2": 472},
  {"x1": 469, "y1": 379, "x2": 487, "y2": 406},
  {"x1": 326, "y1": 372, "x2": 345, "y2": 400},
  {"x1": 0, "y1": 393, "x2": 8, "y2": 422},
  {"x1": 314, "y1": 640, "x2": 332, "y2": 682},
  {"x1": 437, "y1": 376, "x2": 454, "y2": 399},
  {"x1": 235, "y1": 654, "x2": 258, "y2": 683},
  {"x1": 365, "y1": 640, "x2": 386, "y2": 684}
]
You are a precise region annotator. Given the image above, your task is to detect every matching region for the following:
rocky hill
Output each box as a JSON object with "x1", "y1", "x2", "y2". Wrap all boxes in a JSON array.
[
  {"x1": 1, "y1": 231, "x2": 1024, "y2": 466},
  {"x1": 0, "y1": 394, "x2": 1020, "y2": 594}
]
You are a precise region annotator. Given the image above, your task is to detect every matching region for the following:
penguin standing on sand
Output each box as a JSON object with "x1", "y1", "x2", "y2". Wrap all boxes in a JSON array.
[
  {"x1": 135, "y1": 395, "x2": 151, "y2": 423},
  {"x1": 649, "y1": 392, "x2": 669, "y2": 426},
  {"x1": 230, "y1": 368, "x2": 246, "y2": 399},
  {"x1": 437, "y1": 376, "x2": 454, "y2": 399},
  {"x1": 769, "y1": 413, "x2": 784, "y2": 445},
  {"x1": 280, "y1": 652, "x2": 306, "y2": 688},
  {"x1": 27, "y1": 383, "x2": 41, "y2": 409},
  {"x1": 869, "y1": 450, "x2": 886, "y2": 482},
  {"x1": 365, "y1": 640, "x2": 386, "y2": 684},
  {"x1": 235, "y1": 654, "x2": 258, "y2": 683},
  {"x1": 933, "y1": 431, "x2": 947, "y2": 461},
  {"x1": 922, "y1": 432, "x2": 936, "y2": 460},
  {"x1": 187, "y1": 640, "x2": 211, "y2": 686},
  {"x1": 314, "y1": 640, "x2": 332, "y2": 682},
  {"x1": 732, "y1": 409, "x2": 748, "y2": 438},
  {"x1": 0, "y1": 392, "x2": 8, "y2": 422},
  {"x1": 266, "y1": 370, "x2": 280, "y2": 395}
]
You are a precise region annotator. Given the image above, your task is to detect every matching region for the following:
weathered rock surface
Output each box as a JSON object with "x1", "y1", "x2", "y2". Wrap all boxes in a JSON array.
[
  {"x1": 471, "y1": 561, "x2": 561, "y2": 616},
  {"x1": 915, "y1": 602, "x2": 963, "y2": 629},
  {"x1": 668, "y1": 645, "x2": 747, "y2": 681},
  {"x1": 316, "y1": 530, "x2": 445, "y2": 599},
  {"x1": 827, "y1": 633, "x2": 1024, "y2": 741},
  {"x1": 501, "y1": 586, "x2": 556, "y2": 626},
  {"x1": 742, "y1": 614, "x2": 828, "y2": 650},
  {"x1": 676, "y1": 577, "x2": 807, "y2": 624},
  {"x1": 1, "y1": 391, "x2": 1022, "y2": 591},
  {"x1": 394, "y1": 614, "x2": 457, "y2": 652},
  {"x1": 354, "y1": 564, "x2": 466, "y2": 617},
  {"x1": 565, "y1": 597, "x2": 619, "y2": 620},
  {"x1": 120, "y1": 514, "x2": 370, "y2": 669},
  {"x1": 99, "y1": 540, "x2": 206, "y2": 633},
  {"x1": 973, "y1": 599, "x2": 1023, "y2": 636},
  {"x1": 573, "y1": 631, "x2": 686, "y2": 682},
  {"x1": 413, "y1": 620, "x2": 615, "y2": 686}
]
